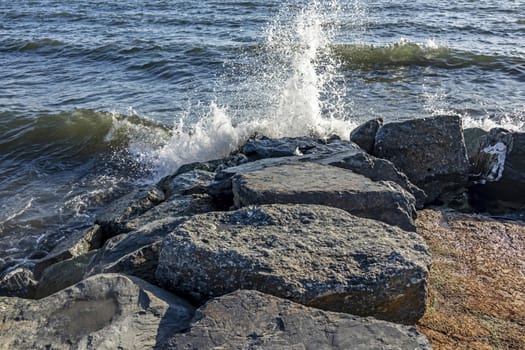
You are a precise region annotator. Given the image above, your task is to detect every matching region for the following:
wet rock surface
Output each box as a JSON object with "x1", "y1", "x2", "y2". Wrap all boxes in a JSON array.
[
  {"x1": 156, "y1": 204, "x2": 430, "y2": 324},
  {"x1": 95, "y1": 185, "x2": 165, "y2": 236},
  {"x1": 165, "y1": 290, "x2": 432, "y2": 350},
  {"x1": 311, "y1": 150, "x2": 427, "y2": 208}
]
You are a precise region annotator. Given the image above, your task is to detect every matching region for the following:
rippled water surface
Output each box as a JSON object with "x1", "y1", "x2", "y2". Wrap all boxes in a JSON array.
[{"x1": 0, "y1": 0, "x2": 524, "y2": 273}]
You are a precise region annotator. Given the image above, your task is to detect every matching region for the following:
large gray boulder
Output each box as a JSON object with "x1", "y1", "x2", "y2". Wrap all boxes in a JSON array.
[
  {"x1": 211, "y1": 147, "x2": 426, "y2": 209},
  {"x1": 164, "y1": 290, "x2": 432, "y2": 349},
  {"x1": 231, "y1": 162, "x2": 417, "y2": 231},
  {"x1": 373, "y1": 115, "x2": 469, "y2": 203},
  {"x1": 0, "y1": 274, "x2": 194, "y2": 349},
  {"x1": 469, "y1": 128, "x2": 525, "y2": 213},
  {"x1": 156, "y1": 204, "x2": 430, "y2": 324}
]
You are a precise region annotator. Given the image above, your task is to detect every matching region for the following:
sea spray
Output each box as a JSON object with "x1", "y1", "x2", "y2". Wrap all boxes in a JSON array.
[
  {"x1": 260, "y1": 0, "x2": 352, "y2": 138},
  {"x1": 132, "y1": 0, "x2": 355, "y2": 179}
]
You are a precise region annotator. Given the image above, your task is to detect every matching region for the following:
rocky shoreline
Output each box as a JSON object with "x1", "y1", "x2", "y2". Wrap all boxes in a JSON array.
[{"x1": 1, "y1": 115, "x2": 523, "y2": 349}]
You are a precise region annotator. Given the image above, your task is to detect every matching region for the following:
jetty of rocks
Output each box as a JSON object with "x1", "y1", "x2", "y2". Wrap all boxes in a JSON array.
[{"x1": 1, "y1": 115, "x2": 523, "y2": 349}]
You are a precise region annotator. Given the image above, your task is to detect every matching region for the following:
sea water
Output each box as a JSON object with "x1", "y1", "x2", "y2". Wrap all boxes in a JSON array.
[{"x1": 0, "y1": 0, "x2": 524, "y2": 274}]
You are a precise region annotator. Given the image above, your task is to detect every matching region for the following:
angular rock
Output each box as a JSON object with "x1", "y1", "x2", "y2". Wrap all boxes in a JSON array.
[
  {"x1": 232, "y1": 162, "x2": 417, "y2": 231},
  {"x1": 242, "y1": 136, "x2": 360, "y2": 160},
  {"x1": 33, "y1": 225, "x2": 103, "y2": 276},
  {"x1": 172, "y1": 154, "x2": 248, "y2": 177},
  {"x1": 469, "y1": 129, "x2": 525, "y2": 213},
  {"x1": 312, "y1": 150, "x2": 427, "y2": 208},
  {"x1": 35, "y1": 251, "x2": 97, "y2": 299},
  {"x1": 85, "y1": 216, "x2": 187, "y2": 284},
  {"x1": 243, "y1": 136, "x2": 319, "y2": 159},
  {"x1": 208, "y1": 157, "x2": 298, "y2": 199},
  {"x1": 0, "y1": 267, "x2": 37, "y2": 298},
  {"x1": 212, "y1": 146, "x2": 426, "y2": 209},
  {"x1": 122, "y1": 194, "x2": 217, "y2": 232},
  {"x1": 374, "y1": 115, "x2": 470, "y2": 203},
  {"x1": 156, "y1": 204, "x2": 430, "y2": 324},
  {"x1": 0, "y1": 274, "x2": 194, "y2": 349},
  {"x1": 95, "y1": 185, "x2": 165, "y2": 236},
  {"x1": 350, "y1": 118, "x2": 383, "y2": 153},
  {"x1": 158, "y1": 169, "x2": 216, "y2": 199},
  {"x1": 164, "y1": 290, "x2": 431, "y2": 349}
]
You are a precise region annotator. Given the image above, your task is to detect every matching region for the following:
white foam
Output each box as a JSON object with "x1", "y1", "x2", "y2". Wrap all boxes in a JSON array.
[
  {"x1": 118, "y1": 0, "x2": 357, "y2": 180},
  {"x1": 463, "y1": 109, "x2": 525, "y2": 132}
]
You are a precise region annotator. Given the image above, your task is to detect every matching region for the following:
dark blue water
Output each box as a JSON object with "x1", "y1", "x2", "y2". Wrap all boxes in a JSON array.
[{"x1": 1, "y1": 0, "x2": 524, "y2": 274}]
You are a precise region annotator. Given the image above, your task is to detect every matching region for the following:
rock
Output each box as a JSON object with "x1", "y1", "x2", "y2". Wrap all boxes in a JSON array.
[
  {"x1": 172, "y1": 154, "x2": 248, "y2": 176},
  {"x1": 242, "y1": 136, "x2": 360, "y2": 160},
  {"x1": 0, "y1": 267, "x2": 37, "y2": 298},
  {"x1": 374, "y1": 115, "x2": 470, "y2": 203},
  {"x1": 469, "y1": 129, "x2": 525, "y2": 213},
  {"x1": 156, "y1": 204, "x2": 430, "y2": 324},
  {"x1": 33, "y1": 225, "x2": 103, "y2": 276},
  {"x1": 158, "y1": 169, "x2": 216, "y2": 199},
  {"x1": 35, "y1": 251, "x2": 97, "y2": 299},
  {"x1": 164, "y1": 290, "x2": 432, "y2": 349},
  {"x1": 95, "y1": 185, "x2": 165, "y2": 237},
  {"x1": 232, "y1": 162, "x2": 417, "y2": 231},
  {"x1": 85, "y1": 216, "x2": 187, "y2": 284},
  {"x1": 243, "y1": 136, "x2": 319, "y2": 159},
  {"x1": 212, "y1": 146, "x2": 426, "y2": 210},
  {"x1": 312, "y1": 150, "x2": 427, "y2": 209},
  {"x1": 463, "y1": 127, "x2": 488, "y2": 167},
  {"x1": 350, "y1": 118, "x2": 383, "y2": 153},
  {"x1": 0, "y1": 274, "x2": 194, "y2": 349},
  {"x1": 122, "y1": 194, "x2": 217, "y2": 232},
  {"x1": 84, "y1": 193, "x2": 215, "y2": 284}
]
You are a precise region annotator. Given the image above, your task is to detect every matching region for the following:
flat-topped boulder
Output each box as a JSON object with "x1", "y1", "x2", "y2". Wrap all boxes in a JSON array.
[
  {"x1": 231, "y1": 162, "x2": 417, "y2": 231},
  {"x1": 373, "y1": 115, "x2": 469, "y2": 203},
  {"x1": 164, "y1": 290, "x2": 431, "y2": 349},
  {"x1": 0, "y1": 274, "x2": 194, "y2": 349},
  {"x1": 211, "y1": 146, "x2": 426, "y2": 209},
  {"x1": 156, "y1": 204, "x2": 430, "y2": 324}
]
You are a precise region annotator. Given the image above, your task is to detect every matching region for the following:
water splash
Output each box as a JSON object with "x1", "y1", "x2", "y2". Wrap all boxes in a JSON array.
[
  {"x1": 126, "y1": 0, "x2": 356, "y2": 179},
  {"x1": 259, "y1": 0, "x2": 352, "y2": 138},
  {"x1": 463, "y1": 108, "x2": 525, "y2": 132}
]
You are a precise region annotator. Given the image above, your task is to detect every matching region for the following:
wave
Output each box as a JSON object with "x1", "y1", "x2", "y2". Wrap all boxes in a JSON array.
[
  {"x1": 0, "y1": 109, "x2": 172, "y2": 172},
  {"x1": 332, "y1": 40, "x2": 525, "y2": 72},
  {"x1": 0, "y1": 38, "x2": 66, "y2": 53}
]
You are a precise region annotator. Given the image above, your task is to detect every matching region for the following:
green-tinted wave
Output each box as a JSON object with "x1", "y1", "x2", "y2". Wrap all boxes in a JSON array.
[
  {"x1": 332, "y1": 42, "x2": 523, "y2": 71},
  {"x1": 0, "y1": 109, "x2": 169, "y2": 167}
]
